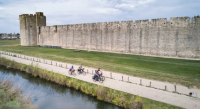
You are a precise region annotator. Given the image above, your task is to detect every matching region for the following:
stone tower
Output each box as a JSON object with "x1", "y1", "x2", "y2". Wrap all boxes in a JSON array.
[{"x1": 19, "y1": 12, "x2": 46, "y2": 46}]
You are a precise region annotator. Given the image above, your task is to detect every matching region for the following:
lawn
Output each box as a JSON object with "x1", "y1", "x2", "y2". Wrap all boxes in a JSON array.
[{"x1": 1, "y1": 40, "x2": 200, "y2": 88}]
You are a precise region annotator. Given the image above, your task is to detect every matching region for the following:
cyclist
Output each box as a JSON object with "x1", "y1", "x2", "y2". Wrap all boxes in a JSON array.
[
  {"x1": 93, "y1": 68, "x2": 100, "y2": 80},
  {"x1": 78, "y1": 65, "x2": 83, "y2": 73},
  {"x1": 69, "y1": 65, "x2": 74, "y2": 74}
]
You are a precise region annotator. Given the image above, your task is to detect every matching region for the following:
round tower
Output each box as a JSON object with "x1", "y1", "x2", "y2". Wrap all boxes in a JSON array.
[{"x1": 19, "y1": 12, "x2": 46, "y2": 46}]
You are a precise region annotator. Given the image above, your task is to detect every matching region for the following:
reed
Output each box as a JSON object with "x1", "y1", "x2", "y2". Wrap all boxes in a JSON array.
[
  {"x1": 0, "y1": 56, "x2": 181, "y2": 109},
  {"x1": 0, "y1": 80, "x2": 37, "y2": 109}
]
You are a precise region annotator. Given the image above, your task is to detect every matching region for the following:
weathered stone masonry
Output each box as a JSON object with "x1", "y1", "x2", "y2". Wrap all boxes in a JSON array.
[
  {"x1": 19, "y1": 12, "x2": 200, "y2": 58},
  {"x1": 19, "y1": 12, "x2": 46, "y2": 46}
]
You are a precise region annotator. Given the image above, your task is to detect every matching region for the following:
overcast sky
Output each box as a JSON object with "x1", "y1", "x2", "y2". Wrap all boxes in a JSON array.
[{"x1": 0, "y1": 0, "x2": 199, "y2": 33}]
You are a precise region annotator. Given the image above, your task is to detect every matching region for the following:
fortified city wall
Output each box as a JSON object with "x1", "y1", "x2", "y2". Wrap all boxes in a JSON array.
[{"x1": 19, "y1": 12, "x2": 200, "y2": 58}]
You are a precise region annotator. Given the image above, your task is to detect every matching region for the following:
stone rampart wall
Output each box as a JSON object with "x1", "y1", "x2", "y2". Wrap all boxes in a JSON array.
[{"x1": 38, "y1": 16, "x2": 200, "y2": 58}]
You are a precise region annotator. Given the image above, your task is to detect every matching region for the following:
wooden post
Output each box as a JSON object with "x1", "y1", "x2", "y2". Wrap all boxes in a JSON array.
[
  {"x1": 66, "y1": 64, "x2": 67, "y2": 68},
  {"x1": 56, "y1": 63, "x2": 57, "y2": 66},
  {"x1": 128, "y1": 76, "x2": 129, "y2": 82},
  {"x1": 150, "y1": 82, "x2": 151, "y2": 87},
  {"x1": 174, "y1": 85, "x2": 176, "y2": 93},
  {"x1": 122, "y1": 76, "x2": 123, "y2": 81},
  {"x1": 51, "y1": 61, "x2": 52, "y2": 65},
  {"x1": 110, "y1": 72, "x2": 112, "y2": 79},
  {"x1": 92, "y1": 70, "x2": 93, "y2": 75},
  {"x1": 140, "y1": 79, "x2": 142, "y2": 85},
  {"x1": 165, "y1": 85, "x2": 167, "y2": 91},
  {"x1": 87, "y1": 69, "x2": 88, "y2": 73}
]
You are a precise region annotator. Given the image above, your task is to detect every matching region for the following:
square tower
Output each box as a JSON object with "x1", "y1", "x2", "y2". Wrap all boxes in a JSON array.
[{"x1": 19, "y1": 12, "x2": 46, "y2": 46}]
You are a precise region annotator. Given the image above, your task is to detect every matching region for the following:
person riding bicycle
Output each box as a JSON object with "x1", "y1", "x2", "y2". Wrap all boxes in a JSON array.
[
  {"x1": 69, "y1": 65, "x2": 74, "y2": 74},
  {"x1": 93, "y1": 68, "x2": 100, "y2": 79},
  {"x1": 78, "y1": 65, "x2": 83, "y2": 72}
]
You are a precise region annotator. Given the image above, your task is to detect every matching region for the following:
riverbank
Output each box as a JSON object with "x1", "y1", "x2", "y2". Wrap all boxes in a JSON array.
[
  {"x1": 0, "y1": 56, "x2": 143, "y2": 109},
  {"x1": 0, "y1": 79, "x2": 37, "y2": 109},
  {"x1": 1, "y1": 40, "x2": 200, "y2": 88},
  {"x1": 0, "y1": 54, "x2": 182, "y2": 109}
]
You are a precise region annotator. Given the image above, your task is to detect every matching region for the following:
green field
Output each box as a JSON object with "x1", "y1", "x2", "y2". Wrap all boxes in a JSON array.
[{"x1": 1, "y1": 40, "x2": 200, "y2": 88}]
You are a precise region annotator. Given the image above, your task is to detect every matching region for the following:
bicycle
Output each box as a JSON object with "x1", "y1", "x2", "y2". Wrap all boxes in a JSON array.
[
  {"x1": 68, "y1": 69, "x2": 76, "y2": 76},
  {"x1": 92, "y1": 73, "x2": 105, "y2": 83},
  {"x1": 77, "y1": 68, "x2": 86, "y2": 76}
]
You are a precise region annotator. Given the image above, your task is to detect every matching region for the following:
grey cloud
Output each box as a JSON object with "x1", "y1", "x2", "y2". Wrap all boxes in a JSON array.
[{"x1": 0, "y1": 0, "x2": 199, "y2": 33}]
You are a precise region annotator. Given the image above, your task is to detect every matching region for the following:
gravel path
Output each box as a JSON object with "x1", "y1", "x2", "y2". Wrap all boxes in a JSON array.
[{"x1": 1, "y1": 52, "x2": 200, "y2": 109}]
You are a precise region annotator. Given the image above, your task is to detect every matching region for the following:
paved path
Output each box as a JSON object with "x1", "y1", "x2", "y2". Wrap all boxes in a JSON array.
[
  {"x1": 1, "y1": 52, "x2": 200, "y2": 109},
  {"x1": 1, "y1": 51, "x2": 200, "y2": 98}
]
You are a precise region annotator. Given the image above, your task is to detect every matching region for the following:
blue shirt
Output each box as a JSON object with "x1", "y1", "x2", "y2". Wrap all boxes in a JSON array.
[
  {"x1": 95, "y1": 70, "x2": 100, "y2": 75},
  {"x1": 70, "y1": 67, "x2": 73, "y2": 70}
]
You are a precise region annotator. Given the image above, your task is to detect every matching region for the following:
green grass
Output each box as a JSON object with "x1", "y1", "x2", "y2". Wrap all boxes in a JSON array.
[
  {"x1": 1, "y1": 40, "x2": 200, "y2": 88},
  {"x1": 0, "y1": 56, "x2": 182, "y2": 109}
]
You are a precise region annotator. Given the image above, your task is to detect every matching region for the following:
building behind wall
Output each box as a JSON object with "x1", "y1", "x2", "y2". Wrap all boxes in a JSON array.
[
  {"x1": 0, "y1": 33, "x2": 20, "y2": 39},
  {"x1": 19, "y1": 12, "x2": 200, "y2": 58}
]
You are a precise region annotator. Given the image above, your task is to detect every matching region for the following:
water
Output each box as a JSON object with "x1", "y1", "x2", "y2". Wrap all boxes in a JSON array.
[{"x1": 0, "y1": 66, "x2": 122, "y2": 109}]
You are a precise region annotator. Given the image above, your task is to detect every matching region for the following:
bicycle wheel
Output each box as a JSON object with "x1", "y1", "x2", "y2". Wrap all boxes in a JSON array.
[
  {"x1": 92, "y1": 76, "x2": 96, "y2": 82},
  {"x1": 68, "y1": 71, "x2": 71, "y2": 75},
  {"x1": 99, "y1": 78, "x2": 103, "y2": 83},
  {"x1": 77, "y1": 71, "x2": 80, "y2": 75},
  {"x1": 101, "y1": 76, "x2": 105, "y2": 81},
  {"x1": 73, "y1": 71, "x2": 76, "y2": 76},
  {"x1": 82, "y1": 71, "x2": 86, "y2": 76}
]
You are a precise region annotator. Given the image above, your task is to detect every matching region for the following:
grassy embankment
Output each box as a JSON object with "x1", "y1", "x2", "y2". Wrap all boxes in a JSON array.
[
  {"x1": 0, "y1": 40, "x2": 200, "y2": 88},
  {"x1": 0, "y1": 79, "x2": 37, "y2": 109},
  {"x1": 0, "y1": 55, "x2": 182, "y2": 109}
]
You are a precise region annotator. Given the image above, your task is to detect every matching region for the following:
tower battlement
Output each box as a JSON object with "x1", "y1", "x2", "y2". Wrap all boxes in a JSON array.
[{"x1": 19, "y1": 12, "x2": 44, "y2": 17}]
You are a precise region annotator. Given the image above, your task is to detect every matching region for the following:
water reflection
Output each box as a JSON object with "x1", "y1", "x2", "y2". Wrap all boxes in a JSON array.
[{"x1": 0, "y1": 66, "x2": 122, "y2": 109}]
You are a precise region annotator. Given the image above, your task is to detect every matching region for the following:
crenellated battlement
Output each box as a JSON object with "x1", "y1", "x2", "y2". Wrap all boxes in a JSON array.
[{"x1": 37, "y1": 15, "x2": 200, "y2": 33}]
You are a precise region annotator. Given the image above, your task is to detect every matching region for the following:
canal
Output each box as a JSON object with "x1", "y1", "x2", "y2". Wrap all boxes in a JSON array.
[{"x1": 0, "y1": 66, "x2": 122, "y2": 109}]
